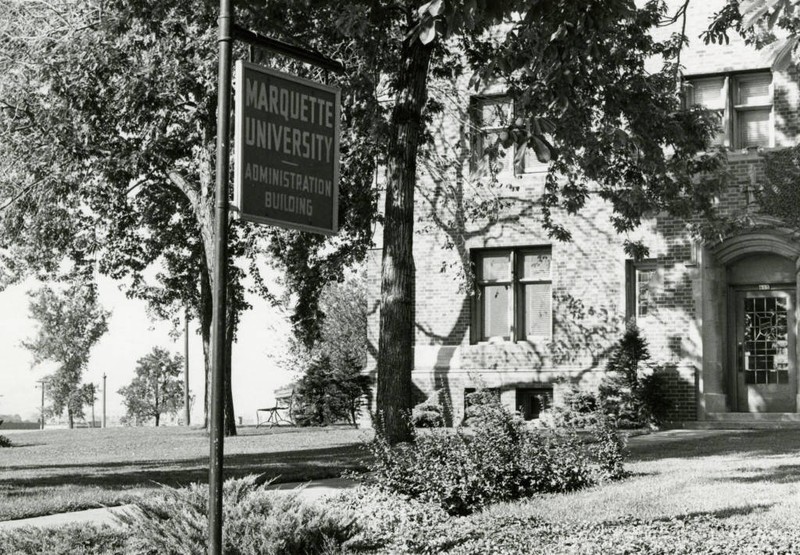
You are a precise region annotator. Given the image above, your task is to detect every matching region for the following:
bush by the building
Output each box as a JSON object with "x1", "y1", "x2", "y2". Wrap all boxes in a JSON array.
[{"x1": 368, "y1": 391, "x2": 625, "y2": 516}]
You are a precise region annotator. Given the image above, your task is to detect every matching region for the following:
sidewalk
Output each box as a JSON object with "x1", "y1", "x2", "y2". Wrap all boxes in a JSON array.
[{"x1": 0, "y1": 478, "x2": 359, "y2": 532}]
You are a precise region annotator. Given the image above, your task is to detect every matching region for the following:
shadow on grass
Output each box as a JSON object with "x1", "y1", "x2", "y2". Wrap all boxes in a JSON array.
[
  {"x1": 0, "y1": 446, "x2": 370, "y2": 490},
  {"x1": 720, "y1": 463, "x2": 800, "y2": 485},
  {"x1": 600, "y1": 503, "x2": 776, "y2": 527},
  {"x1": 627, "y1": 430, "x2": 800, "y2": 462}
]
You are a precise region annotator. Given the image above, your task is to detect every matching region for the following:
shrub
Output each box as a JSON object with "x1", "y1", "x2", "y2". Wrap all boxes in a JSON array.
[
  {"x1": 411, "y1": 403, "x2": 444, "y2": 428},
  {"x1": 411, "y1": 390, "x2": 445, "y2": 428},
  {"x1": 121, "y1": 476, "x2": 357, "y2": 554},
  {"x1": 599, "y1": 320, "x2": 670, "y2": 427},
  {"x1": 368, "y1": 390, "x2": 623, "y2": 515},
  {"x1": 326, "y1": 485, "x2": 450, "y2": 552},
  {"x1": 0, "y1": 435, "x2": 11, "y2": 448},
  {"x1": 541, "y1": 385, "x2": 600, "y2": 429},
  {"x1": 462, "y1": 388, "x2": 501, "y2": 425},
  {"x1": 0, "y1": 525, "x2": 126, "y2": 555},
  {"x1": 591, "y1": 414, "x2": 628, "y2": 481}
]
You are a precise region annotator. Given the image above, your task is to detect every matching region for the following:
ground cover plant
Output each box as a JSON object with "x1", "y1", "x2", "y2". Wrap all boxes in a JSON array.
[{"x1": 0, "y1": 426, "x2": 369, "y2": 521}]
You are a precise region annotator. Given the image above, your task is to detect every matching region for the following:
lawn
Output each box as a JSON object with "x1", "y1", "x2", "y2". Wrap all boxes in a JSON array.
[
  {"x1": 4, "y1": 426, "x2": 800, "y2": 553},
  {"x1": 0, "y1": 425, "x2": 371, "y2": 521},
  {"x1": 506, "y1": 428, "x2": 800, "y2": 528}
]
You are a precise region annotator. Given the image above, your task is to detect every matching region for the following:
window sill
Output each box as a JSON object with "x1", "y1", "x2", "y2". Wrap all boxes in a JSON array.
[{"x1": 727, "y1": 148, "x2": 774, "y2": 162}]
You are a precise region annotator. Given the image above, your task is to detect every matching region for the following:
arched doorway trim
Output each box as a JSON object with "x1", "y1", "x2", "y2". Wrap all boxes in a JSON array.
[{"x1": 713, "y1": 231, "x2": 800, "y2": 267}]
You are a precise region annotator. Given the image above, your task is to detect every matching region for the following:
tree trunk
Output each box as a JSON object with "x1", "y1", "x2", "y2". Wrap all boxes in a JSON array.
[
  {"x1": 199, "y1": 251, "x2": 213, "y2": 430},
  {"x1": 155, "y1": 413, "x2": 160, "y2": 427},
  {"x1": 376, "y1": 36, "x2": 433, "y2": 444},
  {"x1": 223, "y1": 286, "x2": 237, "y2": 437},
  {"x1": 67, "y1": 409, "x2": 74, "y2": 429}
]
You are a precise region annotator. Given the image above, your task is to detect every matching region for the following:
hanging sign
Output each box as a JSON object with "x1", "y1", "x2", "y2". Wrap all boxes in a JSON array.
[{"x1": 234, "y1": 61, "x2": 340, "y2": 234}]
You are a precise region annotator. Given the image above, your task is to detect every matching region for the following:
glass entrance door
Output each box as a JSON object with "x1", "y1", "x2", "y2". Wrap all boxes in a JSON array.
[{"x1": 735, "y1": 290, "x2": 797, "y2": 412}]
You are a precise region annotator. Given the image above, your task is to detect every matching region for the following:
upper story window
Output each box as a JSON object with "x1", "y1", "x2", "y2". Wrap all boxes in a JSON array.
[
  {"x1": 685, "y1": 71, "x2": 773, "y2": 150},
  {"x1": 471, "y1": 95, "x2": 547, "y2": 175},
  {"x1": 626, "y1": 259, "x2": 657, "y2": 319},
  {"x1": 472, "y1": 247, "x2": 552, "y2": 343}
]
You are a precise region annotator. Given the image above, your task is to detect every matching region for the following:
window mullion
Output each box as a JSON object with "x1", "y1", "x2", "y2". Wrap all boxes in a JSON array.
[
  {"x1": 510, "y1": 250, "x2": 517, "y2": 342},
  {"x1": 723, "y1": 75, "x2": 731, "y2": 148}
]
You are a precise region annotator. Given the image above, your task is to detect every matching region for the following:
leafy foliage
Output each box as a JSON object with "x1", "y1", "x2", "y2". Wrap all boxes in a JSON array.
[
  {"x1": 118, "y1": 347, "x2": 185, "y2": 426},
  {"x1": 120, "y1": 476, "x2": 356, "y2": 555},
  {"x1": 0, "y1": 435, "x2": 11, "y2": 448},
  {"x1": 542, "y1": 385, "x2": 601, "y2": 429},
  {"x1": 411, "y1": 390, "x2": 446, "y2": 428},
  {"x1": 23, "y1": 279, "x2": 109, "y2": 428},
  {"x1": 368, "y1": 393, "x2": 624, "y2": 516},
  {"x1": 0, "y1": 0, "x2": 378, "y2": 434},
  {"x1": 759, "y1": 146, "x2": 800, "y2": 229}
]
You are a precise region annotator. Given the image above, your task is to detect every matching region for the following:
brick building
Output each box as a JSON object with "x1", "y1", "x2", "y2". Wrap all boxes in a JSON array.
[{"x1": 366, "y1": 2, "x2": 800, "y2": 425}]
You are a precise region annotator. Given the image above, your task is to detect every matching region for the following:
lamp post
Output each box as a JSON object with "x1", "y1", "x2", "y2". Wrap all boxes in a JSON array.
[
  {"x1": 90, "y1": 384, "x2": 96, "y2": 428},
  {"x1": 102, "y1": 373, "x2": 107, "y2": 428},
  {"x1": 36, "y1": 380, "x2": 46, "y2": 430}
]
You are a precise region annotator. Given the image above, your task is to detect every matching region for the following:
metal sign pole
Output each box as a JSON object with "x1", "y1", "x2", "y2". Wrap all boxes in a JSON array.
[
  {"x1": 210, "y1": 0, "x2": 232, "y2": 553},
  {"x1": 207, "y1": 11, "x2": 343, "y2": 554}
]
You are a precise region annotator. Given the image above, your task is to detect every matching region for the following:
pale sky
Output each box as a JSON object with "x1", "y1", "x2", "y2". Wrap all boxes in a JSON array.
[{"x1": 0, "y1": 274, "x2": 295, "y2": 426}]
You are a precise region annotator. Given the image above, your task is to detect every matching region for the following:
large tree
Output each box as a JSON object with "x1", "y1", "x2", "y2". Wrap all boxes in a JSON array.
[
  {"x1": 262, "y1": 0, "x2": 722, "y2": 442},
  {"x1": 23, "y1": 280, "x2": 109, "y2": 428},
  {"x1": 0, "y1": 0, "x2": 376, "y2": 436}
]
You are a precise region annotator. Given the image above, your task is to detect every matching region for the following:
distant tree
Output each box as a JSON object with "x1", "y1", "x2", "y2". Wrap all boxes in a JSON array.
[
  {"x1": 318, "y1": 267, "x2": 368, "y2": 376},
  {"x1": 23, "y1": 280, "x2": 109, "y2": 428},
  {"x1": 119, "y1": 347, "x2": 185, "y2": 426},
  {"x1": 289, "y1": 267, "x2": 370, "y2": 425}
]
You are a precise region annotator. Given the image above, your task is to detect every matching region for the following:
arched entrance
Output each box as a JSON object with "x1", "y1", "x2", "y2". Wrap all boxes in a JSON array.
[{"x1": 714, "y1": 232, "x2": 800, "y2": 413}]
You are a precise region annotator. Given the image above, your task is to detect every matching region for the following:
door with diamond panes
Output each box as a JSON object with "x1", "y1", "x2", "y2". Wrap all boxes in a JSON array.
[{"x1": 735, "y1": 290, "x2": 796, "y2": 412}]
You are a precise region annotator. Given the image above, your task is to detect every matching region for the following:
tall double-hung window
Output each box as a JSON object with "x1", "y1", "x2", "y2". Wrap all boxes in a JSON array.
[
  {"x1": 626, "y1": 259, "x2": 658, "y2": 319},
  {"x1": 471, "y1": 95, "x2": 547, "y2": 174},
  {"x1": 472, "y1": 247, "x2": 552, "y2": 342},
  {"x1": 685, "y1": 71, "x2": 773, "y2": 149}
]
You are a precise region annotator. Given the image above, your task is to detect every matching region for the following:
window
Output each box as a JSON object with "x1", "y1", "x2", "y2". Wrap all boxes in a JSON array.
[
  {"x1": 516, "y1": 387, "x2": 552, "y2": 420},
  {"x1": 685, "y1": 72, "x2": 773, "y2": 149},
  {"x1": 626, "y1": 260, "x2": 657, "y2": 319},
  {"x1": 471, "y1": 95, "x2": 547, "y2": 174},
  {"x1": 472, "y1": 247, "x2": 552, "y2": 342}
]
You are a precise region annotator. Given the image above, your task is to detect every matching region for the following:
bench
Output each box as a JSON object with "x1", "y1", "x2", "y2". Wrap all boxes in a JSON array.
[{"x1": 256, "y1": 389, "x2": 295, "y2": 428}]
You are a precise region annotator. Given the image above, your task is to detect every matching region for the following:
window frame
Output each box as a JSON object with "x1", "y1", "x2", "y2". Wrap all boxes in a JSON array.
[
  {"x1": 470, "y1": 94, "x2": 548, "y2": 175},
  {"x1": 471, "y1": 246, "x2": 553, "y2": 344},
  {"x1": 684, "y1": 70, "x2": 774, "y2": 150},
  {"x1": 626, "y1": 259, "x2": 658, "y2": 320}
]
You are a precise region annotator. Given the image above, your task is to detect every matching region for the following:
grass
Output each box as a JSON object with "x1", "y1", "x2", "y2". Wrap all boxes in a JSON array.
[
  {"x1": 0, "y1": 425, "x2": 371, "y2": 521},
  {"x1": 5, "y1": 425, "x2": 800, "y2": 553},
  {"x1": 483, "y1": 428, "x2": 800, "y2": 528}
]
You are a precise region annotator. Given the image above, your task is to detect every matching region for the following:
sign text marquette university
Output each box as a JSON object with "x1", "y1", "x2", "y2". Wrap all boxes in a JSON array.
[{"x1": 234, "y1": 61, "x2": 340, "y2": 234}]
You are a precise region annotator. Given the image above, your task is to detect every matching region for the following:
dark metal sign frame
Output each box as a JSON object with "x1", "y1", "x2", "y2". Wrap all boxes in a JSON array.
[{"x1": 233, "y1": 61, "x2": 341, "y2": 235}]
